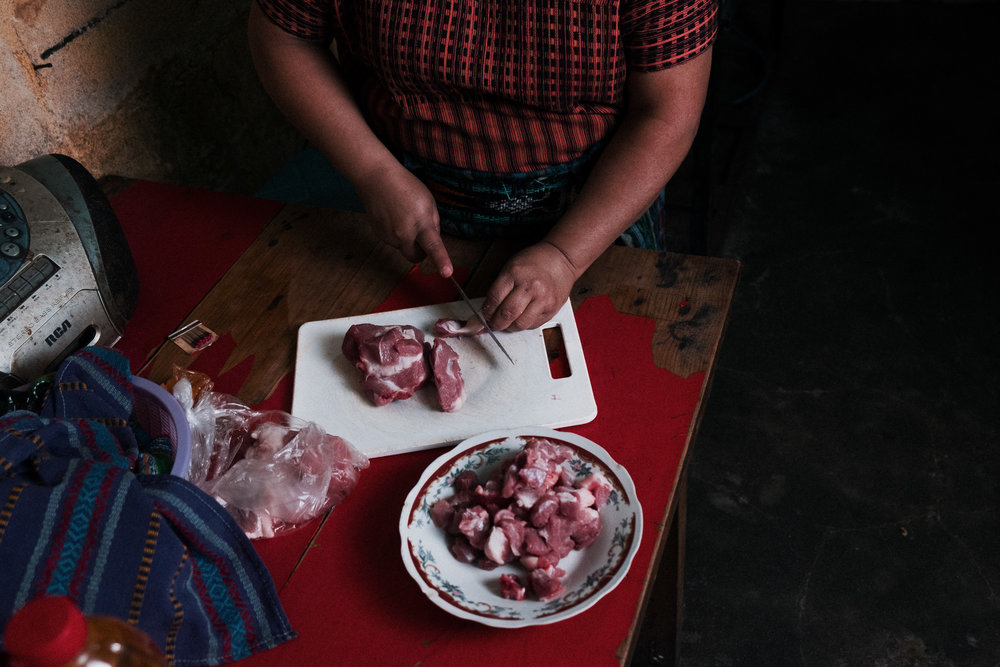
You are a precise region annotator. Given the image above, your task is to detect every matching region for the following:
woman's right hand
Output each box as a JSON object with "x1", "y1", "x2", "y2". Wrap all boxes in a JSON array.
[{"x1": 356, "y1": 163, "x2": 453, "y2": 278}]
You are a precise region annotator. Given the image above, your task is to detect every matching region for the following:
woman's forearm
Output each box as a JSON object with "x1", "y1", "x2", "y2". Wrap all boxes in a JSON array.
[{"x1": 544, "y1": 47, "x2": 714, "y2": 275}]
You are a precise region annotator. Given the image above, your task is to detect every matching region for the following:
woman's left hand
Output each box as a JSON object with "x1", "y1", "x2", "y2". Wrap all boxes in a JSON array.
[{"x1": 481, "y1": 241, "x2": 580, "y2": 332}]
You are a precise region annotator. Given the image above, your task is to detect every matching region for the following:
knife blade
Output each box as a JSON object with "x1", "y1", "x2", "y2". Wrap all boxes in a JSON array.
[{"x1": 449, "y1": 276, "x2": 515, "y2": 365}]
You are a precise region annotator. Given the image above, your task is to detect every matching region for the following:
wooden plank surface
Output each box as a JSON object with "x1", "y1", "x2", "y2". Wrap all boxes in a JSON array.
[{"x1": 573, "y1": 247, "x2": 739, "y2": 378}]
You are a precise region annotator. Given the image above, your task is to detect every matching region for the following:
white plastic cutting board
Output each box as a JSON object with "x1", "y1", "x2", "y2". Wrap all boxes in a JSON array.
[{"x1": 292, "y1": 299, "x2": 596, "y2": 458}]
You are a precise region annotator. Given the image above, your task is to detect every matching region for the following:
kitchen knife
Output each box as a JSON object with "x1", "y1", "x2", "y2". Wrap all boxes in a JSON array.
[{"x1": 449, "y1": 276, "x2": 515, "y2": 365}]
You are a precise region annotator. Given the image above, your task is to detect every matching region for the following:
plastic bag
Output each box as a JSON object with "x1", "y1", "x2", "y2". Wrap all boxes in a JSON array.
[
  {"x1": 169, "y1": 368, "x2": 369, "y2": 539},
  {"x1": 170, "y1": 375, "x2": 253, "y2": 484}
]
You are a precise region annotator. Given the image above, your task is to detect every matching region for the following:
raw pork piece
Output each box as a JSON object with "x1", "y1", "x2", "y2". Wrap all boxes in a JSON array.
[
  {"x1": 500, "y1": 573, "x2": 527, "y2": 601},
  {"x1": 529, "y1": 564, "x2": 567, "y2": 601},
  {"x1": 500, "y1": 436, "x2": 576, "y2": 508},
  {"x1": 342, "y1": 323, "x2": 428, "y2": 406},
  {"x1": 458, "y1": 506, "x2": 491, "y2": 550},
  {"x1": 433, "y1": 317, "x2": 486, "y2": 338},
  {"x1": 428, "y1": 338, "x2": 466, "y2": 412},
  {"x1": 577, "y1": 471, "x2": 613, "y2": 508}
]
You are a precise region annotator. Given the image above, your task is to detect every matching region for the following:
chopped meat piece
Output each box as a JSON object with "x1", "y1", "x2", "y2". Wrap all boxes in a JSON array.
[
  {"x1": 473, "y1": 480, "x2": 504, "y2": 514},
  {"x1": 475, "y1": 557, "x2": 501, "y2": 571},
  {"x1": 529, "y1": 492, "x2": 559, "y2": 528},
  {"x1": 578, "y1": 471, "x2": 613, "y2": 507},
  {"x1": 500, "y1": 574, "x2": 527, "y2": 601},
  {"x1": 484, "y1": 509, "x2": 528, "y2": 564},
  {"x1": 453, "y1": 470, "x2": 480, "y2": 492},
  {"x1": 500, "y1": 437, "x2": 574, "y2": 508},
  {"x1": 539, "y1": 514, "x2": 576, "y2": 559},
  {"x1": 429, "y1": 497, "x2": 454, "y2": 530},
  {"x1": 497, "y1": 517, "x2": 527, "y2": 558},
  {"x1": 529, "y1": 564, "x2": 567, "y2": 601},
  {"x1": 483, "y1": 525, "x2": 512, "y2": 564},
  {"x1": 458, "y1": 506, "x2": 491, "y2": 550},
  {"x1": 432, "y1": 317, "x2": 486, "y2": 338},
  {"x1": 428, "y1": 338, "x2": 466, "y2": 412},
  {"x1": 521, "y1": 526, "x2": 552, "y2": 558},
  {"x1": 450, "y1": 535, "x2": 478, "y2": 564},
  {"x1": 569, "y1": 506, "x2": 602, "y2": 548},
  {"x1": 556, "y1": 487, "x2": 596, "y2": 520},
  {"x1": 342, "y1": 324, "x2": 428, "y2": 406}
]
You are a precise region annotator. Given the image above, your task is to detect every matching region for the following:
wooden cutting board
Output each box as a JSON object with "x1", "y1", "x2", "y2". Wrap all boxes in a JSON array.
[{"x1": 291, "y1": 299, "x2": 597, "y2": 457}]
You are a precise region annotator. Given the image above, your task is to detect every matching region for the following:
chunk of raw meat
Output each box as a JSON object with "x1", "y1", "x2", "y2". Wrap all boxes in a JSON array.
[
  {"x1": 450, "y1": 535, "x2": 478, "y2": 564},
  {"x1": 473, "y1": 480, "x2": 504, "y2": 514},
  {"x1": 433, "y1": 317, "x2": 486, "y2": 338},
  {"x1": 429, "y1": 497, "x2": 455, "y2": 530},
  {"x1": 538, "y1": 514, "x2": 576, "y2": 559},
  {"x1": 529, "y1": 492, "x2": 559, "y2": 527},
  {"x1": 500, "y1": 436, "x2": 575, "y2": 508},
  {"x1": 578, "y1": 471, "x2": 613, "y2": 508},
  {"x1": 458, "y1": 506, "x2": 491, "y2": 550},
  {"x1": 483, "y1": 525, "x2": 512, "y2": 564},
  {"x1": 521, "y1": 526, "x2": 552, "y2": 559},
  {"x1": 453, "y1": 470, "x2": 480, "y2": 492},
  {"x1": 496, "y1": 512, "x2": 527, "y2": 558},
  {"x1": 428, "y1": 338, "x2": 466, "y2": 412},
  {"x1": 342, "y1": 323, "x2": 428, "y2": 406},
  {"x1": 529, "y1": 564, "x2": 567, "y2": 601},
  {"x1": 207, "y1": 422, "x2": 367, "y2": 540},
  {"x1": 569, "y1": 506, "x2": 602, "y2": 548},
  {"x1": 500, "y1": 573, "x2": 527, "y2": 601}
]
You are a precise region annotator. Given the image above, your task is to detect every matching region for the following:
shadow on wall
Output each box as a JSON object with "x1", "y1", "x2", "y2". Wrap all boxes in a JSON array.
[{"x1": 0, "y1": 0, "x2": 300, "y2": 194}]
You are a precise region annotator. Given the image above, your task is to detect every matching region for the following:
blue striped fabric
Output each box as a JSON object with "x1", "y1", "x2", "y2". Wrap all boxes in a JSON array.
[{"x1": 0, "y1": 347, "x2": 295, "y2": 665}]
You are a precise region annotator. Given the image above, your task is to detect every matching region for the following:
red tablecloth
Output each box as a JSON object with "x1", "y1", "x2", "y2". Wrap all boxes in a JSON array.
[{"x1": 111, "y1": 183, "x2": 703, "y2": 665}]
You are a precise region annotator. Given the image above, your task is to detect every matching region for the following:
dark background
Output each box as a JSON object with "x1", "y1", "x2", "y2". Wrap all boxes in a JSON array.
[{"x1": 634, "y1": 0, "x2": 1000, "y2": 664}]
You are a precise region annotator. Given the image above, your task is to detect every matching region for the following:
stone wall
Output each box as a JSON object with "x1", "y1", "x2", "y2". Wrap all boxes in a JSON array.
[{"x1": 0, "y1": 0, "x2": 301, "y2": 194}]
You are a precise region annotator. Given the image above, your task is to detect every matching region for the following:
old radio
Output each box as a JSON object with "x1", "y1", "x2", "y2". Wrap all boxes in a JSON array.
[{"x1": 0, "y1": 154, "x2": 138, "y2": 389}]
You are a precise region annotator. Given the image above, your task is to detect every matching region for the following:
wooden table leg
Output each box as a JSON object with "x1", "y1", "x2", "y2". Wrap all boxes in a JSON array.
[
  {"x1": 669, "y1": 468, "x2": 688, "y2": 665},
  {"x1": 661, "y1": 467, "x2": 688, "y2": 666},
  {"x1": 625, "y1": 465, "x2": 689, "y2": 666}
]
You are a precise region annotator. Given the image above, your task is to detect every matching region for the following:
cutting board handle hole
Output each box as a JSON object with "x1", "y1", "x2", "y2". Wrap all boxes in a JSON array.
[{"x1": 543, "y1": 325, "x2": 572, "y2": 379}]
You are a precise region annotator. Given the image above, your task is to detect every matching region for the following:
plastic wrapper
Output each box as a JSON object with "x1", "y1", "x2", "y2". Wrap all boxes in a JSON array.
[{"x1": 168, "y1": 368, "x2": 369, "y2": 539}]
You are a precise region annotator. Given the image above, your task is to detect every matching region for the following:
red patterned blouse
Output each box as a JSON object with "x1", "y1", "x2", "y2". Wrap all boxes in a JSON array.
[{"x1": 256, "y1": 0, "x2": 718, "y2": 173}]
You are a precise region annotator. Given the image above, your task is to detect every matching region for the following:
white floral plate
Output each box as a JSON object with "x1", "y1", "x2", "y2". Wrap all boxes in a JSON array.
[{"x1": 399, "y1": 427, "x2": 642, "y2": 628}]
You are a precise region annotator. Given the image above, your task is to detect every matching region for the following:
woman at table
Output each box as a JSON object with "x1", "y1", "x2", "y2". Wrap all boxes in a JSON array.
[{"x1": 248, "y1": 0, "x2": 717, "y2": 331}]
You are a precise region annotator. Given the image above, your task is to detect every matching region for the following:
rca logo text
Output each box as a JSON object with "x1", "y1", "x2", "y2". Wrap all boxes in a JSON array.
[{"x1": 44, "y1": 320, "x2": 71, "y2": 346}]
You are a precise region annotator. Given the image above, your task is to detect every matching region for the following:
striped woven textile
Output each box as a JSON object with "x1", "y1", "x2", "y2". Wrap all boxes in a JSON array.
[{"x1": 0, "y1": 347, "x2": 295, "y2": 665}]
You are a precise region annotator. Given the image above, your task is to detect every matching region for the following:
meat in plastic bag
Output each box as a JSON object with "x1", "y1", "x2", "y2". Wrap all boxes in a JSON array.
[
  {"x1": 168, "y1": 368, "x2": 369, "y2": 539},
  {"x1": 170, "y1": 375, "x2": 253, "y2": 484}
]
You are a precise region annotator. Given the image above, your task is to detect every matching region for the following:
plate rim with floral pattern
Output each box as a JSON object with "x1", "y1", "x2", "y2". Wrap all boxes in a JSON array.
[{"x1": 399, "y1": 427, "x2": 642, "y2": 628}]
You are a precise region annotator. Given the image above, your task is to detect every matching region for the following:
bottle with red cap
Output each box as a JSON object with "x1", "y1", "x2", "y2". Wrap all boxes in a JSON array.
[{"x1": 2, "y1": 596, "x2": 168, "y2": 667}]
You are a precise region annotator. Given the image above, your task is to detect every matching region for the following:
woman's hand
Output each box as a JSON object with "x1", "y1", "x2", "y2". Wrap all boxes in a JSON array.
[
  {"x1": 356, "y1": 164, "x2": 453, "y2": 277},
  {"x1": 481, "y1": 241, "x2": 580, "y2": 332}
]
